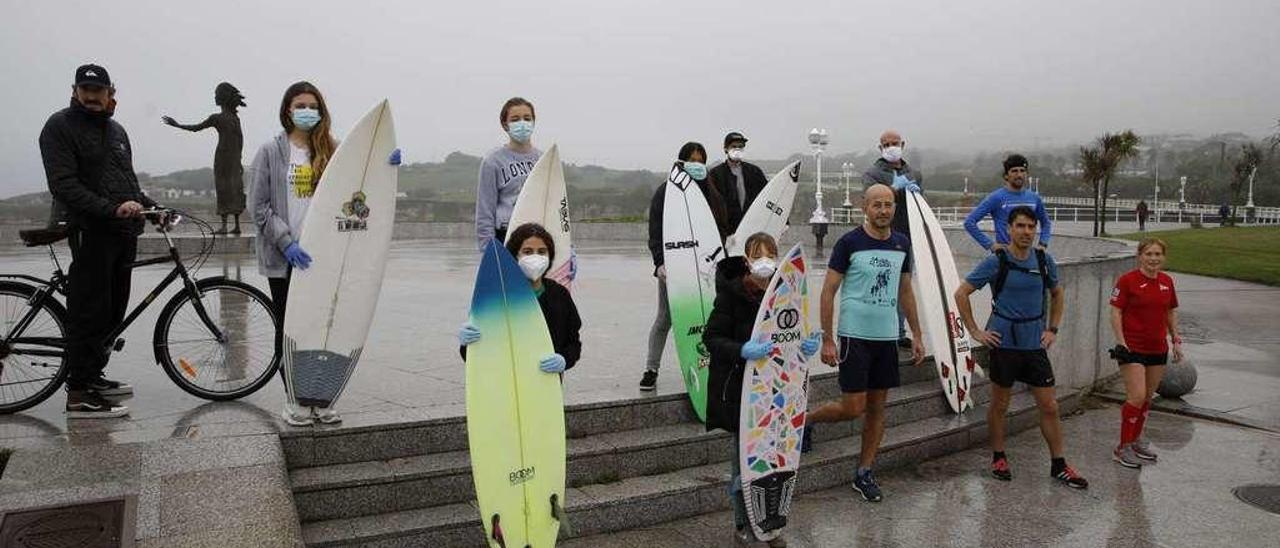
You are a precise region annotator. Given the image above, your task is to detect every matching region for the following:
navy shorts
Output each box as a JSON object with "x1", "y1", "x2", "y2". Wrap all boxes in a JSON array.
[
  {"x1": 837, "y1": 337, "x2": 900, "y2": 393},
  {"x1": 989, "y1": 348, "x2": 1055, "y2": 388}
]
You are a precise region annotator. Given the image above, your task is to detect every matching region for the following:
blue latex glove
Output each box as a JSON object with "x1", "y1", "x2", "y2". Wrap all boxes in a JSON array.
[
  {"x1": 458, "y1": 322, "x2": 481, "y2": 346},
  {"x1": 539, "y1": 353, "x2": 567, "y2": 374},
  {"x1": 892, "y1": 173, "x2": 921, "y2": 193},
  {"x1": 388, "y1": 148, "x2": 402, "y2": 166},
  {"x1": 741, "y1": 340, "x2": 775, "y2": 361},
  {"x1": 283, "y1": 242, "x2": 312, "y2": 270},
  {"x1": 800, "y1": 332, "x2": 823, "y2": 358}
]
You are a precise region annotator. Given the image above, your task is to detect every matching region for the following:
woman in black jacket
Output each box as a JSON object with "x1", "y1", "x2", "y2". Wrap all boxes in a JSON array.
[
  {"x1": 457, "y1": 223, "x2": 583, "y2": 375},
  {"x1": 704, "y1": 232, "x2": 820, "y2": 546}
]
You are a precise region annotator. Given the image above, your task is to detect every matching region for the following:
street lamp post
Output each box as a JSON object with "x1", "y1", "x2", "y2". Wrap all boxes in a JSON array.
[
  {"x1": 808, "y1": 128, "x2": 829, "y2": 223},
  {"x1": 1179, "y1": 176, "x2": 1187, "y2": 223},
  {"x1": 1246, "y1": 166, "x2": 1257, "y2": 208},
  {"x1": 842, "y1": 161, "x2": 854, "y2": 208}
]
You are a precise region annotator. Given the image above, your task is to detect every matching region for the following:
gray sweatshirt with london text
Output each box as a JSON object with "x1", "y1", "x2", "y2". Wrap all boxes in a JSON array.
[{"x1": 474, "y1": 145, "x2": 541, "y2": 249}]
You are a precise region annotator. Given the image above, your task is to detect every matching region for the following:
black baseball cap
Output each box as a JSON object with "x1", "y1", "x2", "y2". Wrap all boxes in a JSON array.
[
  {"x1": 724, "y1": 131, "x2": 748, "y2": 148},
  {"x1": 74, "y1": 64, "x2": 111, "y2": 88}
]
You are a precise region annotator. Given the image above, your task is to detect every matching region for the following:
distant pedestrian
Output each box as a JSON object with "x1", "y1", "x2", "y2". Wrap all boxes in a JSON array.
[{"x1": 1135, "y1": 200, "x2": 1149, "y2": 231}]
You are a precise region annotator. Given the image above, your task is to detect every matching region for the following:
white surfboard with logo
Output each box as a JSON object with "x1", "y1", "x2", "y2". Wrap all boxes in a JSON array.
[
  {"x1": 726, "y1": 161, "x2": 801, "y2": 257},
  {"x1": 504, "y1": 143, "x2": 576, "y2": 289},
  {"x1": 283, "y1": 100, "x2": 397, "y2": 410},
  {"x1": 905, "y1": 191, "x2": 975, "y2": 413}
]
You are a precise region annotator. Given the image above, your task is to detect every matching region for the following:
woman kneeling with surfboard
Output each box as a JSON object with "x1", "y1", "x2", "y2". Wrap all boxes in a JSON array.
[
  {"x1": 458, "y1": 223, "x2": 582, "y2": 375},
  {"x1": 704, "y1": 232, "x2": 820, "y2": 547}
]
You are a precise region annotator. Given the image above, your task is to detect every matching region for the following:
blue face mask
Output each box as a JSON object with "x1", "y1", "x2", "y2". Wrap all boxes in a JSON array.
[
  {"x1": 292, "y1": 108, "x2": 321, "y2": 131},
  {"x1": 507, "y1": 120, "x2": 534, "y2": 143},
  {"x1": 683, "y1": 161, "x2": 707, "y2": 181}
]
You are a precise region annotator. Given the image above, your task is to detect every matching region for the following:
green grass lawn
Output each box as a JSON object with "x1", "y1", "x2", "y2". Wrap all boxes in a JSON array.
[{"x1": 1119, "y1": 226, "x2": 1280, "y2": 286}]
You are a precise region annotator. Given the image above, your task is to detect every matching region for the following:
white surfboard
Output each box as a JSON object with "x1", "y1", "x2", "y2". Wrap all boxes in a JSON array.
[
  {"x1": 905, "y1": 191, "x2": 975, "y2": 413},
  {"x1": 726, "y1": 161, "x2": 801, "y2": 257},
  {"x1": 739, "y1": 243, "x2": 810, "y2": 541},
  {"x1": 505, "y1": 143, "x2": 576, "y2": 289},
  {"x1": 662, "y1": 164, "x2": 724, "y2": 421},
  {"x1": 283, "y1": 100, "x2": 397, "y2": 410}
]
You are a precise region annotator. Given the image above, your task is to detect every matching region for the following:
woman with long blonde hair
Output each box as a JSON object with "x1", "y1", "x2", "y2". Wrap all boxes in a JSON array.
[
  {"x1": 1108, "y1": 238, "x2": 1183, "y2": 467},
  {"x1": 250, "y1": 80, "x2": 339, "y2": 426}
]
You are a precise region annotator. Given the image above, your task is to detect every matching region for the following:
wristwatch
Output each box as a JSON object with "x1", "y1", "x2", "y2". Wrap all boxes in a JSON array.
[{"x1": 1047, "y1": 327, "x2": 1059, "y2": 334}]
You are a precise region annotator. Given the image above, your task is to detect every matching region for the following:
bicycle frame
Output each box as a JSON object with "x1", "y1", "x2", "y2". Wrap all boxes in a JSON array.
[{"x1": 2, "y1": 221, "x2": 226, "y2": 364}]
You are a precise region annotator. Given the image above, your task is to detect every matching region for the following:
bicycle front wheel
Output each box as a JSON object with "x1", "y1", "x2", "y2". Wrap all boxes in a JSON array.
[
  {"x1": 154, "y1": 278, "x2": 279, "y2": 401},
  {"x1": 0, "y1": 280, "x2": 69, "y2": 414}
]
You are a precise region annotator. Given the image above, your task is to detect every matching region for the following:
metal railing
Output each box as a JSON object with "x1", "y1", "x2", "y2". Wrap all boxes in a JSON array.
[{"x1": 825, "y1": 205, "x2": 1280, "y2": 227}]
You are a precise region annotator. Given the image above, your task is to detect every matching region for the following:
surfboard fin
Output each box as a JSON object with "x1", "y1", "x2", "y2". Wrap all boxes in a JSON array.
[
  {"x1": 550, "y1": 493, "x2": 573, "y2": 536},
  {"x1": 490, "y1": 514, "x2": 506, "y2": 548}
]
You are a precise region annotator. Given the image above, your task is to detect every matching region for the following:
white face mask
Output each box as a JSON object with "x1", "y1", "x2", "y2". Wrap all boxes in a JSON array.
[
  {"x1": 881, "y1": 145, "x2": 903, "y2": 163},
  {"x1": 749, "y1": 257, "x2": 777, "y2": 280},
  {"x1": 727, "y1": 148, "x2": 744, "y2": 161},
  {"x1": 518, "y1": 254, "x2": 549, "y2": 281}
]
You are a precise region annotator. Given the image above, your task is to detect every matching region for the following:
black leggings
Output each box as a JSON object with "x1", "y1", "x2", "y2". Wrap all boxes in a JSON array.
[{"x1": 268, "y1": 273, "x2": 291, "y2": 387}]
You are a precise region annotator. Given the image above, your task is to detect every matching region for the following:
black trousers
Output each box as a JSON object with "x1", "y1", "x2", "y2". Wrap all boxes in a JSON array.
[{"x1": 65, "y1": 230, "x2": 137, "y2": 390}]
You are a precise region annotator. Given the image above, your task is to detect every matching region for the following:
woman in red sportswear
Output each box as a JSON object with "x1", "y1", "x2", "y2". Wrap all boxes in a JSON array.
[{"x1": 1108, "y1": 238, "x2": 1183, "y2": 467}]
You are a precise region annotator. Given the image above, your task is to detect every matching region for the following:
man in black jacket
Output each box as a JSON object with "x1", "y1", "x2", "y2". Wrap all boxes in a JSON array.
[
  {"x1": 39, "y1": 63, "x2": 157, "y2": 418},
  {"x1": 708, "y1": 132, "x2": 768, "y2": 234}
]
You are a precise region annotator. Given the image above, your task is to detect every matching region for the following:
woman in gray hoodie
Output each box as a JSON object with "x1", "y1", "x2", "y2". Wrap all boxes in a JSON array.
[
  {"x1": 250, "y1": 81, "x2": 338, "y2": 426},
  {"x1": 474, "y1": 97, "x2": 542, "y2": 249}
]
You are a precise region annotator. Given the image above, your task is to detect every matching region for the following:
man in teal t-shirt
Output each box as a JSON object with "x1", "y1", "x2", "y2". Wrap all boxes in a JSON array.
[{"x1": 805, "y1": 184, "x2": 924, "y2": 503}]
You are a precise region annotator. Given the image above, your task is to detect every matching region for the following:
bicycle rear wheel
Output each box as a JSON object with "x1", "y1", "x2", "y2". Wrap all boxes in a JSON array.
[
  {"x1": 0, "y1": 281, "x2": 68, "y2": 414},
  {"x1": 154, "y1": 278, "x2": 278, "y2": 401}
]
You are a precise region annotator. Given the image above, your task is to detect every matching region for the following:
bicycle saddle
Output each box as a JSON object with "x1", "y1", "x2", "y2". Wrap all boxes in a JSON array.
[{"x1": 19, "y1": 226, "x2": 69, "y2": 247}]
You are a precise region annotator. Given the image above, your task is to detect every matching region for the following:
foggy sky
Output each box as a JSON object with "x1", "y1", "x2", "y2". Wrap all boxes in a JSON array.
[{"x1": 2, "y1": 0, "x2": 1278, "y2": 197}]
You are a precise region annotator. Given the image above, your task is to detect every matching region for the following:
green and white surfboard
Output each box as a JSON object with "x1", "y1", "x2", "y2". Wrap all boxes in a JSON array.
[{"x1": 661, "y1": 164, "x2": 724, "y2": 422}]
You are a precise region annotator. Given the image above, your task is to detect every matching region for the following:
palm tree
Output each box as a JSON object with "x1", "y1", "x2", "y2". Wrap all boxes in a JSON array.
[
  {"x1": 1098, "y1": 131, "x2": 1142, "y2": 235},
  {"x1": 1078, "y1": 145, "x2": 1106, "y2": 236}
]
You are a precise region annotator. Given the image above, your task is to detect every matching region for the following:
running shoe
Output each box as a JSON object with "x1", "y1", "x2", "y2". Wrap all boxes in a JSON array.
[
  {"x1": 282, "y1": 403, "x2": 314, "y2": 427},
  {"x1": 852, "y1": 469, "x2": 883, "y2": 502},
  {"x1": 801, "y1": 424, "x2": 814, "y2": 454},
  {"x1": 1052, "y1": 465, "x2": 1089, "y2": 489},
  {"x1": 639, "y1": 370, "x2": 658, "y2": 392},
  {"x1": 1131, "y1": 438, "x2": 1158, "y2": 462},
  {"x1": 991, "y1": 457, "x2": 1013, "y2": 481},
  {"x1": 1113, "y1": 444, "x2": 1143, "y2": 468},
  {"x1": 734, "y1": 527, "x2": 753, "y2": 546},
  {"x1": 315, "y1": 407, "x2": 342, "y2": 425}
]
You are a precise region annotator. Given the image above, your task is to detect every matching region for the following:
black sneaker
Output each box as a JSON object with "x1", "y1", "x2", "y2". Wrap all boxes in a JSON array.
[
  {"x1": 991, "y1": 457, "x2": 1012, "y2": 481},
  {"x1": 84, "y1": 376, "x2": 133, "y2": 396},
  {"x1": 801, "y1": 424, "x2": 814, "y2": 454},
  {"x1": 639, "y1": 370, "x2": 658, "y2": 392},
  {"x1": 66, "y1": 390, "x2": 129, "y2": 419},
  {"x1": 852, "y1": 469, "x2": 883, "y2": 502},
  {"x1": 1052, "y1": 465, "x2": 1089, "y2": 489}
]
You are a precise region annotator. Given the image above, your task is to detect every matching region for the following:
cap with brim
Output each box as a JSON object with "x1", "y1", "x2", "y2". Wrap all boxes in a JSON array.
[
  {"x1": 724, "y1": 131, "x2": 748, "y2": 148},
  {"x1": 74, "y1": 64, "x2": 111, "y2": 88}
]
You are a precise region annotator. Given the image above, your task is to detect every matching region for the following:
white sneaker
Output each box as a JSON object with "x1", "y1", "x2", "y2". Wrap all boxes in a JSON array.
[
  {"x1": 282, "y1": 403, "x2": 314, "y2": 426},
  {"x1": 314, "y1": 407, "x2": 342, "y2": 424}
]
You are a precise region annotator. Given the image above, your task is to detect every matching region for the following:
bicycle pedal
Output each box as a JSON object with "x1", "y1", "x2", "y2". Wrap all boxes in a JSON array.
[{"x1": 113, "y1": 338, "x2": 126, "y2": 352}]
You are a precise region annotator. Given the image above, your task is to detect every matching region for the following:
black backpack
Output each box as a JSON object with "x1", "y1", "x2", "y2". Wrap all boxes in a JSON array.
[{"x1": 991, "y1": 248, "x2": 1049, "y2": 321}]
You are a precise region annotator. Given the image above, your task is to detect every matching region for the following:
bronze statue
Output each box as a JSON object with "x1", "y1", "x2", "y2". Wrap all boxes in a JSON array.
[{"x1": 163, "y1": 82, "x2": 246, "y2": 234}]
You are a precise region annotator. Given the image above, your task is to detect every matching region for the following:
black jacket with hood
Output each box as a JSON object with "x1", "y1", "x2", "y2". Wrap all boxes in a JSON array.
[
  {"x1": 39, "y1": 99, "x2": 155, "y2": 235},
  {"x1": 702, "y1": 257, "x2": 763, "y2": 433},
  {"x1": 708, "y1": 159, "x2": 768, "y2": 233}
]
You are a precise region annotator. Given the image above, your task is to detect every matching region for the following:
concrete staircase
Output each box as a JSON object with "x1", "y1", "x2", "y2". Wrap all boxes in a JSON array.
[{"x1": 281, "y1": 357, "x2": 1079, "y2": 547}]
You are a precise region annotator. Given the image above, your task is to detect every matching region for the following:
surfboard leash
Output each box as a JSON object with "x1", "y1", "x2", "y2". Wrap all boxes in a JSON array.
[
  {"x1": 550, "y1": 493, "x2": 573, "y2": 536},
  {"x1": 490, "y1": 513, "x2": 506, "y2": 548}
]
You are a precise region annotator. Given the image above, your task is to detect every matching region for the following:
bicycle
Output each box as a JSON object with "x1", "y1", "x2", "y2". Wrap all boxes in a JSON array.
[{"x1": 0, "y1": 208, "x2": 279, "y2": 414}]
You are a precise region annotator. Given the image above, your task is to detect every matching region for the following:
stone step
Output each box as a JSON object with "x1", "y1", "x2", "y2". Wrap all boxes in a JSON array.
[
  {"x1": 301, "y1": 388, "x2": 1077, "y2": 547},
  {"x1": 282, "y1": 355, "x2": 956, "y2": 468},
  {"x1": 290, "y1": 375, "x2": 995, "y2": 522}
]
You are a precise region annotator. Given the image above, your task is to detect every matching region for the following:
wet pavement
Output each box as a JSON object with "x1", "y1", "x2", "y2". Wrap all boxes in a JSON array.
[
  {"x1": 1100, "y1": 273, "x2": 1280, "y2": 432},
  {"x1": 561, "y1": 406, "x2": 1280, "y2": 548},
  {"x1": 1, "y1": 239, "x2": 990, "y2": 447}
]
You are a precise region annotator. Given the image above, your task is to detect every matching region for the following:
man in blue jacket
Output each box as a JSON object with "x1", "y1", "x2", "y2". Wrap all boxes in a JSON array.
[{"x1": 963, "y1": 154, "x2": 1052, "y2": 253}]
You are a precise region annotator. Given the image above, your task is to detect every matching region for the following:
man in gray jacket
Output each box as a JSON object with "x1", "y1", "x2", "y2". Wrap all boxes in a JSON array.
[{"x1": 862, "y1": 130, "x2": 923, "y2": 348}]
